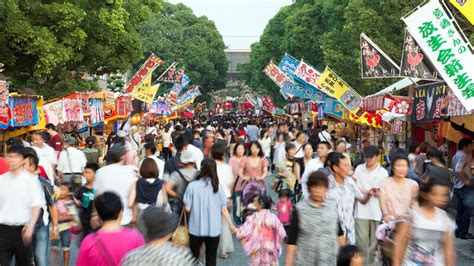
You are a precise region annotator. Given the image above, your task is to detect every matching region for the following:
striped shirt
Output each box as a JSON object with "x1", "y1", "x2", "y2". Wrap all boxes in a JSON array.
[{"x1": 122, "y1": 242, "x2": 195, "y2": 266}]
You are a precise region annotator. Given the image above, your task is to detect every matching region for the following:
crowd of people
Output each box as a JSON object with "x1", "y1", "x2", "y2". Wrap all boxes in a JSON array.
[{"x1": 0, "y1": 117, "x2": 472, "y2": 266}]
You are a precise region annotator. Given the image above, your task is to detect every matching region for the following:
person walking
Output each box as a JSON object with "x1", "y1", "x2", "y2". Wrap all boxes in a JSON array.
[
  {"x1": 354, "y1": 146, "x2": 388, "y2": 265},
  {"x1": 46, "y1": 123, "x2": 64, "y2": 157},
  {"x1": 82, "y1": 136, "x2": 101, "y2": 165},
  {"x1": 161, "y1": 125, "x2": 173, "y2": 160},
  {"x1": 238, "y1": 141, "x2": 269, "y2": 186},
  {"x1": 211, "y1": 143, "x2": 235, "y2": 259},
  {"x1": 301, "y1": 141, "x2": 332, "y2": 199},
  {"x1": 183, "y1": 159, "x2": 237, "y2": 266},
  {"x1": 229, "y1": 142, "x2": 247, "y2": 225},
  {"x1": 0, "y1": 145, "x2": 45, "y2": 266},
  {"x1": 452, "y1": 138, "x2": 473, "y2": 239},
  {"x1": 32, "y1": 131, "x2": 57, "y2": 184},
  {"x1": 57, "y1": 136, "x2": 87, "y2": 192},
  {"x1": 76, "y1": 192, "x2": 145, "y2": 266}
]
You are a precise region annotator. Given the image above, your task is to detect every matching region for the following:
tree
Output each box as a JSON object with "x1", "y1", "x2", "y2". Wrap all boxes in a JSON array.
[
  {"x1": 0, "y1": 0, "x2": 162, "y2": 99},
  {"x1": 138, "y1": 2, "x2": 228, "y2": 98},
  {"x1": 240, "y1": 0, "x2": 474, "y2": 103}
]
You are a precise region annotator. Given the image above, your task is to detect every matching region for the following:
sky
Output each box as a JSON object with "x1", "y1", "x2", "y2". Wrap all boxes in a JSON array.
[{"x1": 168, "y1": 0, "x2": 293, "y2": 50}]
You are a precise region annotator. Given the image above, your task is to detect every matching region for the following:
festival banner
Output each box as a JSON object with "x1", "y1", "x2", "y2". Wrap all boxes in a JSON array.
[
  {"x1": 278, "y1": 53, "x2": 300, "y2": 78},
  {"x1": 157, "y1": 62, "x2": 177, "y2": 83},
  {"x1": 64, "y1": 93, "x2": 90, "y2": 115},
  {"x1": 89, "y1": 98, "x2": 104, "y2": 127},
  {"x1": 104, "y1": 95, "x2": 133, "y2": 121},
  {"x1": 181, "y1": 74, "x2": 191, "y2": 88},
  {"x1": 289, "y1": 103, "x2": 299, "y2": 114},
  {"x1": 403, "y1": 0, "x2": 474, "y2": 111},
  {"x1": 245, "y1": 93, "x2": 259, "y2": 109},
  {"x1": 281, "y1": 79, "x2": 326, "y2": 101},
  {"x1": 362, "y1": 95, "x2": 385, "y2": 112},
  {"x1": 294, "y1": 60, "x2": 322, "y2": 89},
  {"x1": 261, "y1": 96, "x2": 276, "y2": 113},
  {"x1": 413, "y1": 82, "x2": 448, "y2": 122},
  {"x1": 323, "y1": 97, "x2": 344, "y2": 120},
  {"x1": 44, "y1": 101, "x2": 66, "y2": 125},
  {"x1": 383, "y1": 95, "x2": 412, "y2": 115},
  {"x1": 449, "y1": 0, "x2": 474, "y2": 25},
  {"x1": 391, "y1": 119, "x2": 404, "y2": 135},
  {"x1": 150, "y1": 101, "x2": 172, "y2": 116},
  {"x1": 8, "y1": 97, "x2": 38, "y2": 127},
  {"x1": 400, "y1": 29, "x2": 440, "y2": 80},
  {"x1": 360, "y1": 33, "x2": 400, "y2": 78},
  {"x1": 447, "y1": 88, "x2": 473, "y2": 116},
  {"x1": 63, "y1": 99, "x2": 83, "y2": 123},
  {"x1": 124, "y1": 53, "x2": 164, "y2": 93},
  {"x1": 0, "y1": 81, "x2": 9, "y2": 129},
  {"x1": 315, "y1": 67, "x2": 363, "y2": 113},
  {"x1": 177, "y1": 87, "x2": 201, "y2": 105},
  {"x1": 131, "y1": 75, "x2": 160, "y2": 104},
  {"x1": 263, "y1": 60, "x2": 290, "y2": 88},
  {"x1": 171, "y1": 83, "x2": 183, "y2": 96}
]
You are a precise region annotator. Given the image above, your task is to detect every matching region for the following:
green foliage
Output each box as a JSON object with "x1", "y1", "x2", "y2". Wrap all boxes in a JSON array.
[
  {"x1": 0, "y1": 0, "x2": 162, "y2": 99},
  {"x1": 241, "y1": 0, "x2": 473, "y2": 101},
  {"x1": 138, "y1": 2, "x2": 228, "y2": 97}
]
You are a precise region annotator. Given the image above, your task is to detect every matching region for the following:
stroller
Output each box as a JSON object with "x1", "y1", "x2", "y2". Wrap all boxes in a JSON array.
[{"x1": 240, "y1": 181, "x2": 266, "y2": 222}]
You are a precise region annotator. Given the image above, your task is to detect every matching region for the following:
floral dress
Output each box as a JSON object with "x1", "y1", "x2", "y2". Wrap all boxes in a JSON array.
[{"x1": 237, "y1": 209, "x2": 286, "y2": 266}]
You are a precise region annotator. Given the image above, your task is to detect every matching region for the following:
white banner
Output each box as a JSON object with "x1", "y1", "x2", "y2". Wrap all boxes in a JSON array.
[{"x1": 403, "y1": 0, "x2": 474, "y2": 111}]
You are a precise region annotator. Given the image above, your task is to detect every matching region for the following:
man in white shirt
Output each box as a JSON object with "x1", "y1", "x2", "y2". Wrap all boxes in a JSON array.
[
  {"x1": 354, "y1": 145, "x2": 388, "y2": 265},
  {"x1": 57, "y1": 137, "x2": 87, "y2": 187},
  {"x1": 94, "y1": 144, "x2": 137, "y2": 226},
  {"x1": 301, "y1": 141, "x2": 332, "y2": 199},
  {"x1": 318, "y1": 125, "x2": 333, "y2": 147},
  {"x1": 32, "y1": 131, "x2": 57, "y2": 185},
  {"x1": 293, "y1": 132, "x2": 307, "y2": 159},
  {"x1": 0, "y1": 145, "x2": 45, "y2": 266}
]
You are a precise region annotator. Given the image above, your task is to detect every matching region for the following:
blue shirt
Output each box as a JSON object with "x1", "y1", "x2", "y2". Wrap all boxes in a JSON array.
[
  {"x1": 183, "y1": 179, "x2": 227, "y2": 237},
  {"x1": 452, "y1": 151, "x2": 471, "y2": 189},
  {"x1": 246, "y1": 125, "x2": 260, "y2": 142}
]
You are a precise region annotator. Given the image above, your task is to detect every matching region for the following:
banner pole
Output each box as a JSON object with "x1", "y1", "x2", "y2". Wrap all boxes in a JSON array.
[{"x1": 152, "y1": 62, "x2": 176, "y2": 85}]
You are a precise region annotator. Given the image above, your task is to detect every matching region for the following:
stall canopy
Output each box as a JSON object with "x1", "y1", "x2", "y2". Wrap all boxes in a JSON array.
[{"x1": 366, "y1": 77, "x2": 420, "y2": 97}]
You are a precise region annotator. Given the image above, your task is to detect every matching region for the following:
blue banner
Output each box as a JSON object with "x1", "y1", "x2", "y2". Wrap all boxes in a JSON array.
[
  {"x1": 322, "y1": 97, "x2": 344, "y2": 119},
  {"x1": 8, "y1": 97, "x2": 38, "y2": 127},
  {"x1": 282, "y1": 79, "x2": 326, "y2": 101},
  {"x1": 171, "y1": 83, "x2": 183, "y2": 96},
  {"x1": 181, "y1": 74, "x2": 190, "y2": 88},
  {"x1": 278, "y1": 54, "x2": 300, "y2": 78}
]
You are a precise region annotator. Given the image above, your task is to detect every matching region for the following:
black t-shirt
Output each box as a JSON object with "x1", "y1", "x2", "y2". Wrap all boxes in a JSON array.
[{"x1": 76, "y1": 186, "x2": 95, "y2": 228}]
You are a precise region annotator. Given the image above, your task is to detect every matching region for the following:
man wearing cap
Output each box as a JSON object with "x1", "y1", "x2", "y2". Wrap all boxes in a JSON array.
[
  {"x1": 57, "y1": 136, "x2": 87, "y2": 191},
  {"x1": 353, "y1": 145, "x2": 388, "y2": 265},
  {"x1": 165, "y1": 150, "x2": 199, "y2": 214},
  {"x1": 122, "y1": 206, "x2": 195, "y2": 265}
]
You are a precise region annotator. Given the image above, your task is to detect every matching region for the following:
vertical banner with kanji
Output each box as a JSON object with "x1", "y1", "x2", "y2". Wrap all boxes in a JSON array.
[
  {"x1": 400, "y1": 29, "x2": 440, "y2": 80},
  {"x1": 0, "y1": 81, "x2": 10, "y2": 129},
  {"x1": 413, "y1": 81, "x2": 448, "y2": 122},
  {"x1": 315, "y1": 67, "x2": 363, "y2": 113},
  {"x1": 360, "y1": 33, "x2": 400, "y2": 78},
  {"x1": 131, "y1": 75, "x2": 160, "y2": 104},
  {"x1": 124, "y1": 53, "x2": 164, "y2": 93},
  {"x1": 403, "y1": 0, "x2": 474, "y2": 111}
]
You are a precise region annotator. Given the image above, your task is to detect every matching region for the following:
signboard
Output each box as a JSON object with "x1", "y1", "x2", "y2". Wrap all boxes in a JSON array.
[
  {"x1": 294, "y1": 60, "x2": 321, "y2": 89},
  {"x1": 413, "y1": 81, "x2": 448, "y2": 122},
  {"x1": 281, "y1": 79, "x2": 326, "y2": 101},
  {"x1": 124, "y1": 53, "x2": 164, "y2": 93},
  {"x1": 400, "y1": 29, "x2": 440, "y2": 80},
  {"x1": 315, "y1": 67, "x2": 363, "y2": 113},
  {"x1": 403, "y1": 0, "x2": 474, "y2": 111},
  {"x1": 9, "y1": 97, "x2": 38, "y2": 127},
  {"x1": 263, "y1": 60, "x2": 290, "y2": 88},
  {"x1": 323, "y1": 97, "x2": 344, "y2": 120},
  {"x1": 177, "y1": 87, "x2": 201, "y2": 105},
  {"x1": 131, "y1": 74, "x2": 160, "y2": 104},
  {"x1": 449, "y1": 0, "x2": 474, "y2": 25},
  {"x1": 278, "y1": 54, "x2": 300, "y2": 78},
  {"x1": 360, "y1": 33, "x2": 400, "y2": 78}
]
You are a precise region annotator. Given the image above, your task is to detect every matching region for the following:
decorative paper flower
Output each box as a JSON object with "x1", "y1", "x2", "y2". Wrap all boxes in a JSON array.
[{"x1": 396, "y1": 101, "x2": 409, "y2": 114}]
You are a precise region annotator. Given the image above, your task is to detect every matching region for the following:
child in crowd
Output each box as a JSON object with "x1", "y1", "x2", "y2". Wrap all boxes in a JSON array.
[
  {"x1": 337, "y1": 245, "x2": 365, "y2": 266},
  {"x1": 74, "y1": 163, "x2": 100, "y2": 239},
  {"x1": 276, "y1": 189, "x2": 292, "y2": 237},
  {"x1": 237, "y1": 195, "x2": 286, "y2": 266},
  {"x1": 54, "y1": 182, "x2": 79, "y2": 266}
]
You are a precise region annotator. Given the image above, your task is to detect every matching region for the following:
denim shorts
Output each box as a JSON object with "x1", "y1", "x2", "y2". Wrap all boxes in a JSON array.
[{"x1": 52, "y1": 230, "x2": 71, "y2": 249}]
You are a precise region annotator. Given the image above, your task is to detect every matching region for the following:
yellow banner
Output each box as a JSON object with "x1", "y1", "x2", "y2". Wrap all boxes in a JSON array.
[
  {"x1": 131, "y1": 75, "x2": 159, "y2": 104},
  {"x1": 315, "y1": 67, "x2": 363, "y2": 113},
  {"x1": 450, "y1": 0, "x2": 474, "y2": 25}
]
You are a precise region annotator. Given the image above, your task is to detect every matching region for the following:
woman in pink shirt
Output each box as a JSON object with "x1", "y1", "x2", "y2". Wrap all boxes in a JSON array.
[
  {"x1": 77, "y1": 192, "x2": 145, "y2": 266},
  {"x1": 230, "y1": 142, "x2": 247, "y2": 225},
  {"x1": 380, "y1": 155, "x2": 419, "y2": 222},
  {"x1": 238, "y1": 141, "x2": 269, "y2": 185}
]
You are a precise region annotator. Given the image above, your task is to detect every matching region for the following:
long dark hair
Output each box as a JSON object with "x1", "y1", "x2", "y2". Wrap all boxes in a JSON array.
[
  {"x1": 198, "y1": 158, "x2": 219, "y2": 193},
  {"x1": 248, "y1": 141, "x2": 264, "y2": 157}
]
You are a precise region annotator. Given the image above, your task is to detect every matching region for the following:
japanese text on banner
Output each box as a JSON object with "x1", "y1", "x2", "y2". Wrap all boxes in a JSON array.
[
  {"x1": 263, "y1": 60, "x2": 290, "y2": 88},
  {"x1": 294, "y1": 60, "x2": 321, "y2": 89},
  {"x1": 131, "y1": 75, "x2": 160, "y2": 104},
  {"x1": 315, "y1": 67, "x2": 363, "y2": 113},
  {"x1": 124, "y1": 54, "x2": 164, "y2": 93},
  {"x1": 402, "y1": 0, "x2": 474, "y2": 110}
]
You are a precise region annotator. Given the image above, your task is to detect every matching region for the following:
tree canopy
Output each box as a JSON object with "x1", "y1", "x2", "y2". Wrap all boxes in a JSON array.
[
  {"x1": 240, "y1": 0, "x2": 474, "y2": 104},
  {"x1": 0, "y1": 0, "x2": 162, "y2": 99},
  {"x1": 138, "y1": 2, "x2": 228, "y2": 99}
]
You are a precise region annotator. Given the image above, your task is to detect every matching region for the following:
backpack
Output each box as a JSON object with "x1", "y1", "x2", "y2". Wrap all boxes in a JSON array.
[{"x1": 82, "y1": 147, "x2": 99, "y2": 164}]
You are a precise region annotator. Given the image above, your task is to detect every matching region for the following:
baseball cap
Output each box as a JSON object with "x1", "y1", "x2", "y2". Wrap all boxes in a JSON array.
[{"x1": 180, "y1": 150, "x2": 196, "y2": 164}]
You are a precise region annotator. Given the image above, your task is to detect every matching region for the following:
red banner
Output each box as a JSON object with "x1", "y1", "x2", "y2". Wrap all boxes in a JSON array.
[
  {"x1": 124, "y1": 54, "x2": 164, "y2": 93},
  {"x1": 362, "y1": 95, "x2": 385, "y2": 112},
  {"x1": 104, "y1": 95, "x2": 133, "y2": 121}
]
